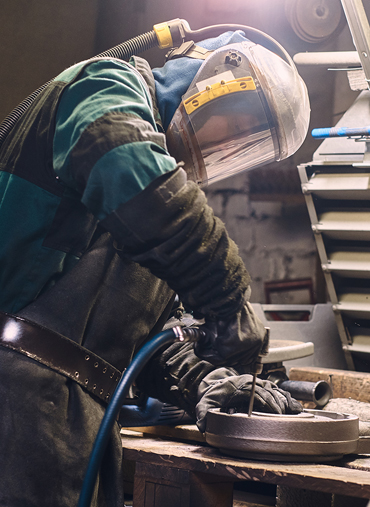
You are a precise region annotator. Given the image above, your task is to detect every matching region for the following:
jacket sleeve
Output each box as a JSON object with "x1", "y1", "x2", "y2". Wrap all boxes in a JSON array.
[
  {"x1": 53, "y1": 59, "x2": 178, "y2": 219},
  {"x1": 101, "y1": 167, "x2": 251, "y2": 320}
]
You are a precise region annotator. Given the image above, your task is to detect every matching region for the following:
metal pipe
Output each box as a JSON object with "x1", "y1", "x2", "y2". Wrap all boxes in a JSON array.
[
  {"x1": 293, "y1": 51, "x2": 361, "y2": 67},
  {"x1": 277, "y1": 380, "x2": 332, "y2": 408}
]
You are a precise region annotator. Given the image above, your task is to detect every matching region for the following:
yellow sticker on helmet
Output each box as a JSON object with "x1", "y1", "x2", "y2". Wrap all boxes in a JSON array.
[{"x1": 183, "y1": 76, "x2": 256, "y2": 115}]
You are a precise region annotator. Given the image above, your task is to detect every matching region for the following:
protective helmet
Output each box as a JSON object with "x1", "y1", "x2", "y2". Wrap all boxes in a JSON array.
[{"x1": 166, "y1": 39, "x2": 310, "y2": 187}]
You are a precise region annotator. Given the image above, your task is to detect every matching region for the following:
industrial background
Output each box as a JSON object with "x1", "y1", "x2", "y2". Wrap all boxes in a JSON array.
[
  {"x1": 0, "y1": 0, "x2": 366, "y2": 305},
  {"x1": 4, "y1": 3, "x2": 370, "y2": 505}
]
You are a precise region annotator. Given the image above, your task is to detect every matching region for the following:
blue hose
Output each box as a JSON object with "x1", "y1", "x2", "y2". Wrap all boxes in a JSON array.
[
  {"x1": 77, "y1": 326, "x2": 201, "y2": 507},
  {"x1": 312, "y1": 126, "x2": 370, "y2": 138}
]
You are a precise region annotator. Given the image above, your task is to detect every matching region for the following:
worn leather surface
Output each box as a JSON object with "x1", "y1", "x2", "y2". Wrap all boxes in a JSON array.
[
  {"x1": 0, "y1": 346, "x2": 123, "y2": 507},
  {"x1": 0, "y1": 311, "x2": 121, "y2": 403}
]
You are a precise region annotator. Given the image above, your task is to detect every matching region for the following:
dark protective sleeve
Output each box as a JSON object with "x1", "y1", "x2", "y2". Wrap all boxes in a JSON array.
[
  {"x1": 194, "y1": 296, "x2": 269, "y2": 367},
  {"x1": 100, "y1": 166, "x2": 251, "y2": 320}
]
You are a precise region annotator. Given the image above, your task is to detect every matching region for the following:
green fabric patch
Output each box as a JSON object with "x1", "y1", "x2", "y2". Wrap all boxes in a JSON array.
[
  {"x1": 0, "y1": 173, "x2": 77, "y2": 313},
  {"x1": 54, "y1": 61, "x2": 91, "y2": 84},
  {"x1": 53, "y1": 59, "x2": 153, "y2": 189},
  {"x1": 81, "y1": 141, "x2": 176, "y2": 219},
  {"x1": 53, "y1": 58, "x2": 177, "y2": 217}
]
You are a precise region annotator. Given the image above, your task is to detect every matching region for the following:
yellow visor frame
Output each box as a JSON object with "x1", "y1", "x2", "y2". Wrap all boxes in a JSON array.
[{"x1": 183, "y1": 76, "x2": 256, "y2": 115}]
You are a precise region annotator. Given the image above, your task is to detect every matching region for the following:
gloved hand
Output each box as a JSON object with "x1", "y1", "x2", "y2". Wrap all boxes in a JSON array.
[
  {"x1": 195, "y1": 368, "x2": 303, "y2": 432},
  {"x1": 194, "y1": 296, "x2": 269, "y2": 367}
]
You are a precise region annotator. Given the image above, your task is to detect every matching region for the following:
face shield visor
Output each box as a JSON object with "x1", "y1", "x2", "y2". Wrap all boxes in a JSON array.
[{"x1": 166, "y1": 40, "x2": 310, "y2": 187}]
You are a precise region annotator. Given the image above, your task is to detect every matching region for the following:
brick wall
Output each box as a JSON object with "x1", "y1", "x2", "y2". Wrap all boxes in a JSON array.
[{"x1": 205, "y1": 172, "x2": 319, "y2": 304}]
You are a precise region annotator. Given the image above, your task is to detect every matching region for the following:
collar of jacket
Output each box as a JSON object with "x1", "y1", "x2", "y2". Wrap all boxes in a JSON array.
[{"x1": 130, "y1": 56, "x2": 165, "y2": 134}]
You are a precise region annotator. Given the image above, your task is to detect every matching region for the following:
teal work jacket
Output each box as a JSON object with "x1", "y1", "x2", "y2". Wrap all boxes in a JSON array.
[{"x1": 0, "y1": 57, "x2": 176, "y2": 370}]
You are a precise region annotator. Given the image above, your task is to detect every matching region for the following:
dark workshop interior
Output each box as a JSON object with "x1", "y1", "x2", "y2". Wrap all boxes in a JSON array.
[{"x1": 2, "y1": 1, "x2": 370, "y2": 506}]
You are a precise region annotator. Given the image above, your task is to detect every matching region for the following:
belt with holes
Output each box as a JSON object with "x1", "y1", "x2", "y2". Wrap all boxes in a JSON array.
[{"x1": 0, "y1": 311, "x2": 122, "y2": 404}]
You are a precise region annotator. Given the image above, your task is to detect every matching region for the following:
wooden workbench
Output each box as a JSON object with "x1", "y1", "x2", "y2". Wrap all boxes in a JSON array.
[{"x1": 121, "y1": 428, "x2": 370, "y2": 507}]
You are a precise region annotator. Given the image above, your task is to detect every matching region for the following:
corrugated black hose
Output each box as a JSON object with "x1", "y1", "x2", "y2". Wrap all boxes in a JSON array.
[
  {"x1": 0, "y1": 20, "x2": 292, "y2": 150},
  {"x1": 0, "y1": 29, "x2": 158, "y2": 149}
]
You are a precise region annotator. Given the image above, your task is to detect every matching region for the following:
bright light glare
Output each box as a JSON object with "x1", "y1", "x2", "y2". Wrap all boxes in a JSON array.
[{"x1": 3, "y1": 321, "x2": 19, "y2": 342}]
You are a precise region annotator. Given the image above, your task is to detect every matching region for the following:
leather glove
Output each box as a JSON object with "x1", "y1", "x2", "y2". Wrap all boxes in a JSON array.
[
  {"x1": 194, "y1": 294, "x2": 269, "y2": 367},
  {"x1": 195, "y1": 368, "x2": 303, "y2": 432}
]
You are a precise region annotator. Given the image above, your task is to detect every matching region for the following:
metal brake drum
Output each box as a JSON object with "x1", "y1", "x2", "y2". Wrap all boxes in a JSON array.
[{"x1": 205, "y1": 409, "x2": 359, "y2": 462}]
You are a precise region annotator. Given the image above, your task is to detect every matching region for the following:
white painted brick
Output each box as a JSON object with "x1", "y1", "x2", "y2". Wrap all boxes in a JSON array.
[
  {"x1": 205, "y1": 192, "x2": 224, "y2": 218},
  {"x1": 227, "y1": 216, "x2": 255, "y2": 250},
  {"x1": 205, "y1": 188, "x2": 319, "y2": 304},
  {"x1": 224, "y1": 193, "x2": 250, "y2": 220},
  {"x1": 245, "y1": 250, "x2": 318, "y2": 304},
  {"x1": 250, "y1": 201, "x2": 283, "y2": 219},
  {"x1": 207, "y1": 172, "x2": 249, "y2": 193}
]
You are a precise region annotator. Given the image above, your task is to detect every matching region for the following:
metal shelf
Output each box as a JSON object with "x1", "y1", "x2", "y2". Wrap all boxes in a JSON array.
[
  {"x1": 324, "y1": 250, "x2": 370, "y2": 278},
  {"x1": 303, "y1": 172, "x2": 370, "y2": 200},
  {"x1": 348, "y1": 327, "x2": 370, "y2": 354},
  {"x1": 297, "y1": 1, "x2": 370, "y2": 370},
  {"x1": 334, "y1": 291, "x2": 370, "y2": 319},
  {"x1": 315, "y1": 211, "x2": 370, "y2": 240}
]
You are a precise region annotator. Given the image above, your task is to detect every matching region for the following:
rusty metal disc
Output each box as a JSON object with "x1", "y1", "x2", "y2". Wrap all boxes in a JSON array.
[{"x1": 205, "y1": 409, "x2": 359, "y2": 462}]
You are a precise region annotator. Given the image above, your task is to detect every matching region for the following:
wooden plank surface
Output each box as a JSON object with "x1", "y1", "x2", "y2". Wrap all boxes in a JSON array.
[
  {"x1": 121, "y1": 430, "x2": 370, "y2": 499},
  {"x1": 289, "y1": 367, "x2": 370, "y2": 402},
  {"x1": 125, "y1": 424, "x2": 205, "y2": 443}
]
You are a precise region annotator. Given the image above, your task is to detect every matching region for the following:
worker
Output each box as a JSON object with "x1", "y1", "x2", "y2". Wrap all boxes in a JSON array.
[{"x1": 0, "y1": 27, "x2": 309, "y2": 507}]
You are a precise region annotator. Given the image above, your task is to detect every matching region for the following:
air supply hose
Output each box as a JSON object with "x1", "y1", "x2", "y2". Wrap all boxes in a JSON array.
[
  {"x1": 0, "y1": 19, "x2": 294, "y2": 149},
  {"x1": 0, "y1": 29, "x2": 160, "y2": 148},
  {"x1": 77, "y1": 325, "x2": 203, "y2": 507}
]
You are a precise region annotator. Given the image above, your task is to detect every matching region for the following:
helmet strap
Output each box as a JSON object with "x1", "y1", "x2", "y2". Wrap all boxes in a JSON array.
[{"x1": 165, "y1": 41, "x2": 213, "y2": 62}]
